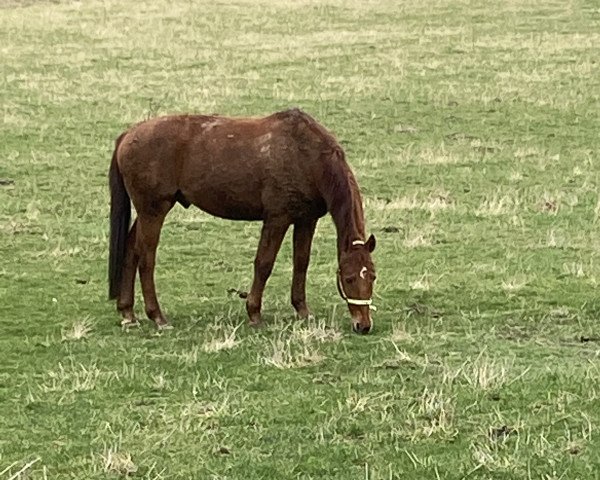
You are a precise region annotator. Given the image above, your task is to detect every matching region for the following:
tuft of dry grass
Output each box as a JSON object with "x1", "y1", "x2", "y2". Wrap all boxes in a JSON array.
[
  {"x1": 61, "y1": 317, "x2": 93, "y2": 341},
  {"x1": 202, "y1": 324, "x2": 243, "y2": 353},
  {"x1": 501, "y1": 276, "x2": 529, "y2": 292},
  {"x1": 410, "y1": 274, "x2": 431, "y2": 291},
  {"x1": 404, "y1": 387, "x2": 456, "y2": 440},
  {"x1": 403, "y1": 228, "x2": 433, "y2": 248},
  {"x1": 390, "y1": 323, "x2": 414, "y2": 344},
  {"x1": 262, "y1": 334, "x2": 325, "y2": 369},
  {"x1": 458, "y1": 351, "x2": 530, "y2": 391},
  {"x1": 475, "y1": 195, "x2": 520, "y2": 217},
  {"x1": 290, "y1": 319, "x2": 343, "y2": 343},
  {"x1": 39, "y1": 363, "x2": 116, "y2": 394},
  {"x1": 100, "y1": 448, "x2": 137, "y2": 476}
]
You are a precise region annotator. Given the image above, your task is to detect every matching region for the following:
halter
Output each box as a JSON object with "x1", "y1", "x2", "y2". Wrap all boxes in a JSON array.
[{"x1": 336, "y1": 239, "x2": 376, "y2": 310}]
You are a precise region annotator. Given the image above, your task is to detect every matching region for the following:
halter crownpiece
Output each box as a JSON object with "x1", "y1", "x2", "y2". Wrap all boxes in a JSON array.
[{"x1": 352, "y1": 240, "x2": 365, "y2": 246}]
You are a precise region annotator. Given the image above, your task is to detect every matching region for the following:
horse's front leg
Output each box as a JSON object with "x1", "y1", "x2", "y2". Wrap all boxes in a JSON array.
[
  {"x1": 246, "y1": 220, "x2": 289, "y2": 326},
  {"x1": 291, "y1": 218, "x2": 317, "y2": 319}
]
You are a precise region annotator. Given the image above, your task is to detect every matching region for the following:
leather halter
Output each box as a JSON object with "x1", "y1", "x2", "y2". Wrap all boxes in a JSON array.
[{"x1": 336, "y1": 239, "x2": 376, "y2": 310}]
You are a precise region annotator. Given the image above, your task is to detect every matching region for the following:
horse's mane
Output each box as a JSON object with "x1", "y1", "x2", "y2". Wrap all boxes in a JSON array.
[{"x1": 323, "y1": 147, "x2": 365, "y2": 246}]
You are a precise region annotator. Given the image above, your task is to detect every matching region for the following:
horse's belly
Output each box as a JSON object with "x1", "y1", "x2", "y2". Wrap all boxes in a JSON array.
[{"x1": 184, "y1": 186, "x2": 264, "y2": 221}]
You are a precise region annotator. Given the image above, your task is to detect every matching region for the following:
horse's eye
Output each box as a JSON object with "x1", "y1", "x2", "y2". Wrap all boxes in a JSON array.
[{"x1": 344, "y1": 275, "x2": 357, "y2": 284}]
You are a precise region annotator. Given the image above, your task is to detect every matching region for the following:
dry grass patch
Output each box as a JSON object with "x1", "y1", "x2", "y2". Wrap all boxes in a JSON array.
[
  {"x1": 202, "y1": 324, "x2": 242, "y2": 353},
  {"x1": 290, "y1": 319, "x2": 342, "y2": 343},
  {"x1": 262, "y1": 334, "x2": 325, "y2": 369},
  {"x1": 501, "y1": 276, "x2": 529, "y2": 292},
  {"x1": 562, "y1": 262, "x2": 586, "y2": 278},
  {"x1": 178, "y1": 397, "x2": 240, "y2": 429},
  {"x1": 0, "y1": 458, "x2": 41, "y2": 480},
  {"x1": 378, "y1": 340, "x2": 427, "y2": 371},
  {"x1": 404, "y1": 387, "x2": 457, "y2": 440},
  {"x1": 459, "y1": 352, "x2": 530, "y2": 391},
  {"x1": 403, "y1": 227, "x2": 433, "y2": 248},
  {"x1": 470, "y1": 439, "x2": 522, "y2": 474},
  {"x1": 595, "y1": 196, "x2": 600, "y2": 221},
  {"x1": 545, "y1": 229, "x2": 561, "y2": 248},
  {"x1": 409, "y1": 274, "x2": 431, "y2": 291},
  {"x1": 39, "y1": 363, "x2": 116, "y2": 394},
  {"x1": 150, "y1": 373, "x2": 168, "y2": 391},
  {"x1": 61, "y1": 317, "x2": 93, "y2": 341},
  {"x1": 390, "y1": 323, "x2": 414, "y2": 344},
  {"x1": 413, "y1": 147, "x2": 461, "y2": 165},
  {"x1": 509, "y1": 171, "x2": 523, "y2": 182},
  {"x1": 514, "y1": 146, "x2": 542, "y2": 160},
  {"x1": 100, "y1": 448, "x2": 137, "y2": 477},
  {"x1": 475, "y1": 194, "x2": 520, "y2": 217},
  {"x1": 366, "y1": 190, "x2": 454, "y2": 218},
  {"x1": 346, "y1": 391, "x2": 394, "y2": 414}
]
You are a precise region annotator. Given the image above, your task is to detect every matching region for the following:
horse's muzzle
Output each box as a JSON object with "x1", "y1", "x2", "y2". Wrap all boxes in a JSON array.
[{"x1": 353, "y1": 321, "x2": 372, "y2": 335}]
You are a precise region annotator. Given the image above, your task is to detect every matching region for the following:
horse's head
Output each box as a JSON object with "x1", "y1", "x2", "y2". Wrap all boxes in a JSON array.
[{"x1": 337, "y1": 234, "x2": 377, "y2": 334}]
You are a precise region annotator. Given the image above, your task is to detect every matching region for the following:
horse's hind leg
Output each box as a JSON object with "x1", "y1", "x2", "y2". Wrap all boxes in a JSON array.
[
  {"x1": 136, "y1": 203, "x2": 172, "y2": 329},
  {"x1": 291, "y1": 218, "x2": 317, "y2": 319},
  {"x1": 246, "y1": 220, "x2": 289, "y2": 326},
  {"x1": 117, "y1": 219, "x2": 140, "y2": 327}
]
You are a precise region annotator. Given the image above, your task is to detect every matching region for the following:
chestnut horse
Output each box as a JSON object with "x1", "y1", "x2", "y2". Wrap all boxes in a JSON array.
[{"x1": 108, "y1": 108, "x2": 377, "y2": 333}]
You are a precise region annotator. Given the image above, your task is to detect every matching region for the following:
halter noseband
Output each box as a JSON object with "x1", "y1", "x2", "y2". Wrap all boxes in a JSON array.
[{"x1": 336, "y1": 240, "x2": 376, "y2": 310}]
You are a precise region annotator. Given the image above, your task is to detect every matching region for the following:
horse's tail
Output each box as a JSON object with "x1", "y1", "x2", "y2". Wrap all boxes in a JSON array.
[{"x1": 108, "y1": 133, "x2": 130, "y2": 300}]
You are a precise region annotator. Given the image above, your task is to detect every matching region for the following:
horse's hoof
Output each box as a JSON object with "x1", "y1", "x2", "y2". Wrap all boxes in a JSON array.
[
  {"x1": 297, "y1": 310, "x2": 314, "y2": 320},
  {"x1": 156, "y1": 322, "x2": 174, "y2": 331},
  {"x1": 249, "y1": 320, "x2": 264, "y2": 328},
  {"x1": 121, "y1": 318, "x2": 140, "y2": 329},
  {"x1": 295, "y1": 310, "x2": 314, "y2": 321}
]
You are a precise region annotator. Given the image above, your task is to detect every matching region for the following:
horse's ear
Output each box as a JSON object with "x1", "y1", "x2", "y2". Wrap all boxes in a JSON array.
[{"x1": 366, "y1": 234, "x2": 376, "y2": 252}]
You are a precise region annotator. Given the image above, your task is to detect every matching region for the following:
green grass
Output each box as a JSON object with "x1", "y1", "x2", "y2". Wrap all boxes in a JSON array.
[{"x1": 2, "y1": 0, "x2": 600, "y2": 478}]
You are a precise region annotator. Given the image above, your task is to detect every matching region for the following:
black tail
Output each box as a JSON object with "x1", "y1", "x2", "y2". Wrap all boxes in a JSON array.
[{"x1": 108, "y1": 133, "x2": 130, "y2": 300}]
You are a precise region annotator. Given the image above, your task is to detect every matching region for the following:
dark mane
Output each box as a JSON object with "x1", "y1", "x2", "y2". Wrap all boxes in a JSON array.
[{"x1": 320, "y1": 145, "x2": 366, "y2": 255}]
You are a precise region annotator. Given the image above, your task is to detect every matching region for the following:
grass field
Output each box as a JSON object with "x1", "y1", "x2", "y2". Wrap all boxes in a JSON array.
[{"x1": 2, "y1": 0, "x2": 600, "y2": 478}]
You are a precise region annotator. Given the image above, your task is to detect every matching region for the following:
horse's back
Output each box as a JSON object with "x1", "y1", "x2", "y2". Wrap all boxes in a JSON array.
[{"x1": 116, "y1": 110, "x2": 336, "y2": 221}]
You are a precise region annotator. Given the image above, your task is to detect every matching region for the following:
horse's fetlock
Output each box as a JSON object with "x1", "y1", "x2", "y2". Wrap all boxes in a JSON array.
[
  {"x1": 292, "y1": 297, "x2": 305, "y2": 311},
  {"x1": 145, "y1": 307, "x2": 161, "y2": 320}
]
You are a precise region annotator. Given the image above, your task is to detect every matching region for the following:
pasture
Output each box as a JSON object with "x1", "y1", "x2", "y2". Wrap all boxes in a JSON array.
[{"x1": 1, "y1": 0, "x2": 600, "y2": 478}]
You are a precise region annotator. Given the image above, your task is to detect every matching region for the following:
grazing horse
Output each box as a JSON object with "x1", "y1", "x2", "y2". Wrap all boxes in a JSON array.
[{"x1": 108, "y1": 108, "x2": 377, "y2": 333}]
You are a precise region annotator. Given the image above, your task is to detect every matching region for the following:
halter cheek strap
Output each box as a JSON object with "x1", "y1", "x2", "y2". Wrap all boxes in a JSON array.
[{"x1": 336, "y1": 270, "x2": 377, "y2": 310}]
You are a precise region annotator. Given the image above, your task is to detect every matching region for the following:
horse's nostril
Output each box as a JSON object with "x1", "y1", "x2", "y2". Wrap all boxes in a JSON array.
[{"x1": 353, "y1": 323, "x2": 371, "y2": 335}]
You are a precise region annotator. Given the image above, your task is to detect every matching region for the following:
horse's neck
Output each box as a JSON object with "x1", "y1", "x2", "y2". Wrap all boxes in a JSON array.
[{"x1": 322, "y1": 156, "x2": 366, "y2": 257}]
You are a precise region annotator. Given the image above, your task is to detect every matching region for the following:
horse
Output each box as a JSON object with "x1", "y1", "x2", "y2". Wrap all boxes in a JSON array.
[{"x1": 108, "y1": 108, "x2": 377, "y2": 334}]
